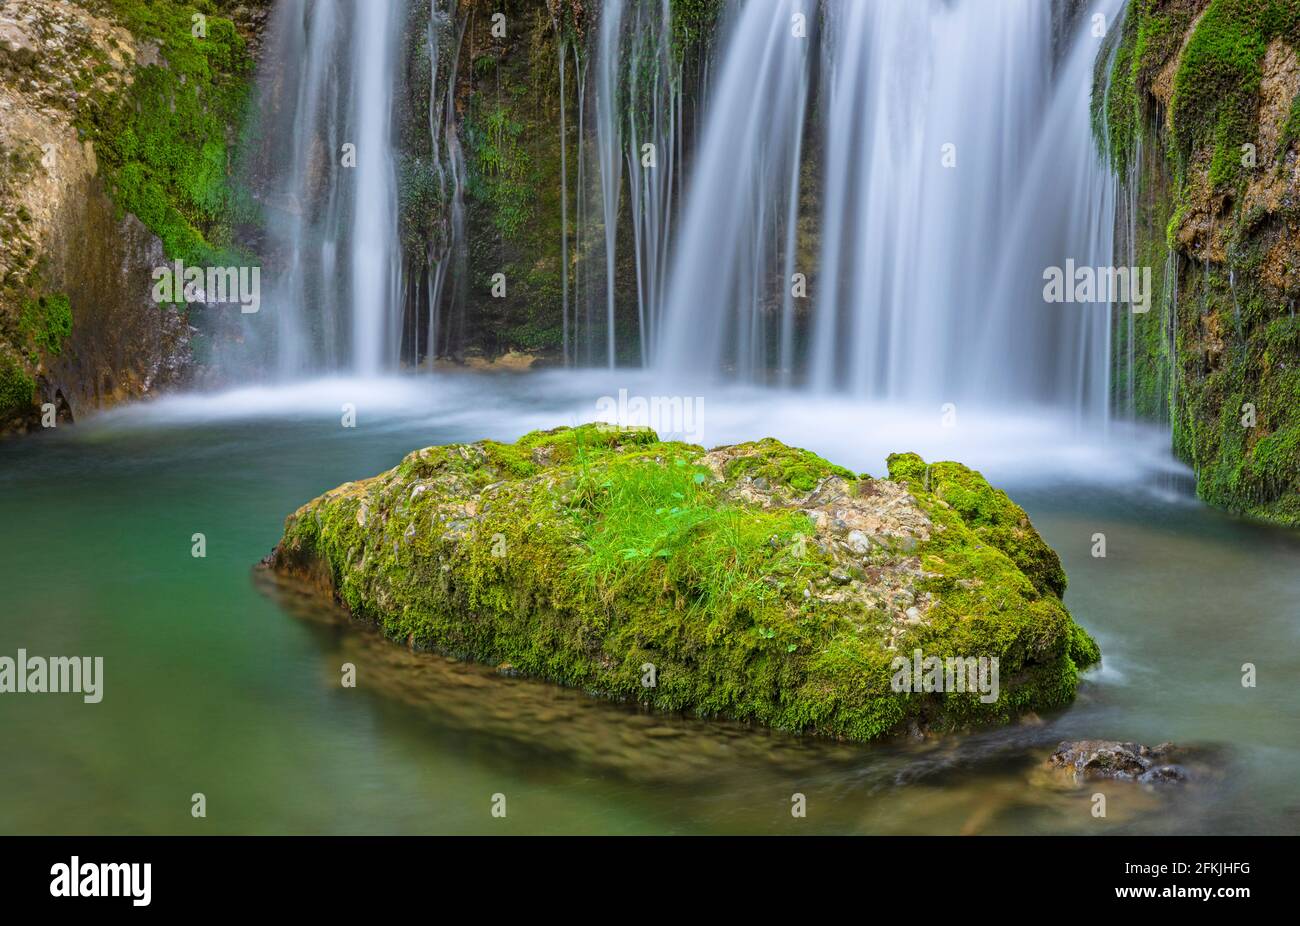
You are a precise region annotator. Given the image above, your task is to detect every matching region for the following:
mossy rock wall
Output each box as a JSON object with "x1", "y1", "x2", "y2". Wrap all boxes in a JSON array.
[
  {"x1": 393, "y1": 0, "x2": 722, "y2": 362},
  {"x1": 0, "y1": 0, "x2": 267, "y2": 433},
  {"x1": 1101, "y1": 0, "x2": 1300, "y2": 525},
  {"x1": 270, "y1": 425, "x2": 1100, "y2": 742}
]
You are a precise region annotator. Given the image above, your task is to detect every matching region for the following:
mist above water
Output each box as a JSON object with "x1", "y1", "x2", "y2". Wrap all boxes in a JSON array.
[{"x1": 87, "y1": 370, "x2": 1184, "y2": 492}]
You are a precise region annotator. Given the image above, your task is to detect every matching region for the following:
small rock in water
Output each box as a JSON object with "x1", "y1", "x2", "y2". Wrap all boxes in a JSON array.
[
  {"x1": 1047, "y1": 740, "x2": 1191, "y2": 783},
  {"x1": 1139, "y1": 765, "x2": 1189, "y2": 784}
]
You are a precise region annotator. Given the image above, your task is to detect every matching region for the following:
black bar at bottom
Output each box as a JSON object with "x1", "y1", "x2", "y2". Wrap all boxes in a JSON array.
[{"x1": 0, "y1": 835, "x2": 1286, "y2": 911}]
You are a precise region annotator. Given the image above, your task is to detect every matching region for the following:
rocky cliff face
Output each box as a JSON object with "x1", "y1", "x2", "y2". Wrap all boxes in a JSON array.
[
  {"x1": 0, "y1": 0, "x2": 266, "y2": 434},
  {"x1": 1102, "y1": 0, "x2": 1300, "y2": 525}
]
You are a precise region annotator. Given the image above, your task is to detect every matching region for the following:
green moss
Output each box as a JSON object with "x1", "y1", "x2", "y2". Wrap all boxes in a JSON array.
[
  {"x1": 572, "y1": 452, "x2": 821, "y2": 665},
  {"x1": 1280, "y1": 85, "x2": 1300, "y2": 157},
  {"x1": 0, "y1": 350, "x2": 35, "y2": 418},
  {"x1": 1103, "y1": 0, "x2": 1300, "y2": 187},
  {"x1": 397, "y1": 153, "x2": 446, "y2": 259},
  {"x1": 721, "y1": 438, "x2": 857, "y2": 493},
  {"x1": 1, "y1": 290, "x2": 72, "y2": 419},
  {"x1": 453, "y1": 9, "x2": 569, "y2": 356},
  {"x1": 1251, "y1": 419, "x2": 1300, "y2": 497},
  {"x1": 396, "y1": 2, "x2": 720, "y2": 360},
  {"x1": 17, "y1": 293, "x2": 73, "y2": 360},
  {"x1": 1170, "y1": 0, "x2": 1300, "y2": 188},
  {"x1": 273, "y1": 427, "x2": 1100, "y2": 742},
  {"x1": 886, "y1": 452, "x2": 1070, "y2": 599},
  {"x1": 1167, "y1": 259, "x2": 1300, "y2": 526},
  {"x1": 1097, "y1": 0, "x2": 1197, "y2": 172},
  {"x1": 670, "y1": 0, "x2": 724, "y2": 61},
  {"x1": 79, "y1": 1, "x2": 255, "y2": 266},
  {"x1": 1097, "y1": 4, "x2": 1139, "y2": 169},
  {"x1": 1069, "y1": 622, "x2": 1103, "y2": 667},
  {"x1": 464, "y1": 97, "x2": 535, "y2": 240}
]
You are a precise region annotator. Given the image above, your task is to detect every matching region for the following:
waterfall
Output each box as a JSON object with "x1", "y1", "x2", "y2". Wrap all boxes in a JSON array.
[
  {"x1": 573, "y1": 42, "x2": 589, "y2": 365},
  {"x1": 423, "y1": 0, "x2": 468, "y2": 364},
  {"x1": 1165, "y1": 246, "x2": 1179, "y2": 419},
  {"x1": 553, "y1": 8, "x2": 571, "y2": 366},
  {"x1": 658, "y1": 0, "x2": 1124, "y2": 422},
  {"x1": 248, "y1": 0, "x2": 405, "y2": 376},
  {"x1": 349, "y1": 2, "x2": 402, "y2": 374},
  {"x1": 656, "y1": 0, "x2": 813, "y2": 381},
  {"x1": 244, "y1": 0, "x2": 1126, "y2": 409},
  {"x1": 622, "y1": 0, "x2": 678, "y2": 366},
  {"x1": 580, "y1": 0, "x2": 680, "y2": 368},
  {"x1": 593, "y1": 0, "x2": 625, "y2": 368}
]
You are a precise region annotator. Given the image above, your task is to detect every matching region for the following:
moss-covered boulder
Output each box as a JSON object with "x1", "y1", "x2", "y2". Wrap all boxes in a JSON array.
[{"x1": 268, "y1": 425, "x2": 1100, "y2": 742}]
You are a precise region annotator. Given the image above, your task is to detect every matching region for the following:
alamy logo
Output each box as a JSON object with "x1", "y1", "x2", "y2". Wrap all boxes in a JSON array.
[
  {"x1": 1042, "y1": 260, "x2": 1151, "y2": 313},
  {"x1": 151, "y1": 259, "x2": 261, "y2": 314},
  {"x1": 890, "y1": 649, "x2": 999, "y2": 704},
  {"x1": 595, "y1": 389, "x2": 705, "y2": 444},
  {"x1": 0, "y1": 649, "x2": 102, "y2": 703},
  {"x1": 50, "y1": 857, "x2": 150, "y2": 906}
]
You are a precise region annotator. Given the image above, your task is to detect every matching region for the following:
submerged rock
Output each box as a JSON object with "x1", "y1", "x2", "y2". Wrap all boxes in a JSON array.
[
  {"x1": 266, "y1": 424, "x2": 1100, "y2": 743},
  {"x1": 1046, "y1": 740, "x2": 1191, "y2": 784}
]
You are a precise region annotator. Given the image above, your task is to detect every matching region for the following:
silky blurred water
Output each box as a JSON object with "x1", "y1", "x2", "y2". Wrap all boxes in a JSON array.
[{"x1": 1, "y1": 372, "x2": 1297, "y2": 834}]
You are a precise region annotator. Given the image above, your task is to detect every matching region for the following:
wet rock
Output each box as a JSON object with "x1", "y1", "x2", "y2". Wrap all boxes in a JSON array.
[
  {"x1": 1047, "y1": 740, "x2": 1188, "y2": 782},
  {"x1": 1139, "y1": 765, "x2": 1189, "y2": 784}
]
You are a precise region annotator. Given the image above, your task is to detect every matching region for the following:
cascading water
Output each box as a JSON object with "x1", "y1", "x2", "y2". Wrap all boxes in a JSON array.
[
  {"x1": 593, "y1": 0, "x2": 626, "y2": 368},
  {"x1": 658, "y1": 0, "x2": 1125, "y2": 423},
  {"x1": 420, "y1": 0, "x2": 469, "y2": 365},
  {"x1": 622, "y1": 0, "x2": 678, "y2": 366},
  {"x1": 247, "y1": 0, "x2": 1125, "y2": 410},
  {"x1": 350, "y1": 2, "x2": 403, "y2": 374},
  {"x1": 248, "y1": 0, "x2": 404, "y2": 376},
  {"x1": 656, "y1": 0, "x2": 813, "y2": 380},
  {"x1": 579, "y1": 0, "x2": 681, "y2": 367},
  {"x1": 969, "y1": 0, "x2": 1123, "y2": 422}
]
